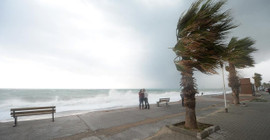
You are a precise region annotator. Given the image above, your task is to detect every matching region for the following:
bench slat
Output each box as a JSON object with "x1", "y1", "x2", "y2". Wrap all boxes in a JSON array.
[
  {"x1": 159, "y1": 98, "x2": 170, "y2": 102},
  {"x1": 11, "y1": 106, "x2": 56, "y2": 111},
  {"x1": 11, "y1": 109, "x2": 55, "y2": 116},
  {"x1": 11, "y1": 110, "x2": 55, "y2": 117},
  {"x1": 157, "y1": 98, "x2": 170, "y2": 107}
]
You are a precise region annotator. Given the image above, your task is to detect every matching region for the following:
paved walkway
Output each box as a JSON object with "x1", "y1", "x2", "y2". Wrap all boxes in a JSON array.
[
  {"x1": 147, "y1": 92, "x2": 270, "y2": 140},
  {"x1": 201, "y1": 92, "x2": 270, "y2": 140},
  {"x1": 1, "y1": 92, "x2": 268, "y2": 140}
]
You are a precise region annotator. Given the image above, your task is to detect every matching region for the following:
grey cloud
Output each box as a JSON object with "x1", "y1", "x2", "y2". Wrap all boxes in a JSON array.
[
  {"x1": 85, "y1": 0, "x2": 191, "y2": 88},
  {"x1": 227, "y1": 0, "x2": 270, "y2": 63},
  {"x1": 0, "y1": 0, "x2": 269, "y2": 88}
]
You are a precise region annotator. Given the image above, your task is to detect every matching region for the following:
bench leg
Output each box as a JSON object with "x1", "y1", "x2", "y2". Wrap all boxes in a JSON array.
[
  {"x1": 13, "y1": 117, "x2": 17, "y2": 127},
  {"x1": 52, "y1": 113, "x2": 54, "y2": 122}
]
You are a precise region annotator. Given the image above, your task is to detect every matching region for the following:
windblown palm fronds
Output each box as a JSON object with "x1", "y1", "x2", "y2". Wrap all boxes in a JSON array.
[
  {"x1": 253, "y1": 73, "x2": 262, "y2": 91},
  {"x1": 224, "y1": 37, "x2": 256, "y2": 104},
  {"x1": 173, "y1": 0, "x2": 236, "y2": 129}
]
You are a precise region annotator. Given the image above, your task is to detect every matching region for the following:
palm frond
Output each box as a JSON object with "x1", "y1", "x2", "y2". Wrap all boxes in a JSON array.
[
  {"x1": 174, "y1": 0, "x2": 236, "y2": 74},
  {"x1": 225, "y1": 37, "x2": 257, "y2": 69}
]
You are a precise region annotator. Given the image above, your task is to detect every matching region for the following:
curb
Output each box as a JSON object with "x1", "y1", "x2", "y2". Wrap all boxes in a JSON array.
[
  {"x1": 166, "y1": 124, "x2": 220, "y2": 139},
  {"x1": 197, "y1": 125, "x2": 220, "y2": 139}
]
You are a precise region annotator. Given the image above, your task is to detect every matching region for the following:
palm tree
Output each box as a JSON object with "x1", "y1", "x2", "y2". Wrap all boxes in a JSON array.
[
  {"x1": 223, "y1": 37, "x2": 256, "y2": 104},
  {"x1": 173, "y1": 0, "x2": 236, "y2": 129},
  {"x1": 253, "y1": 73, "x2": 262, "y2": 92},
  {"x1": 263, "y1": 82, "x2": 270, "y2": 89}
]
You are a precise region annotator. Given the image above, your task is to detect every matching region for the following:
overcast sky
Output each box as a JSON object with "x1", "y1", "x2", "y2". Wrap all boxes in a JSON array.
[{"x1": 0, "y1": 0, "x2": 269, "y2": 89}]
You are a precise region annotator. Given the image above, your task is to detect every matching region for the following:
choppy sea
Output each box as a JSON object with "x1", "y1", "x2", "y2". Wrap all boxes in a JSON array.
[{"x1": 0, "y1": 88, "x2": 230, "y2": 122}]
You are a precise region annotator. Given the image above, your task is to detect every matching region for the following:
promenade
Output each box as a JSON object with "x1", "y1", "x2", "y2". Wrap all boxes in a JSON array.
[
  {"x1": 201, "y1": 92, "x2": 270, "y2": 140},
  {"x1": 0, "y1": 92, "x2": 269, "y2": 140}
]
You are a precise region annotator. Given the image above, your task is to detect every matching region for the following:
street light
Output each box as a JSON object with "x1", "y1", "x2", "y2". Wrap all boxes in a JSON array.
[{"x1": 221, "y1": 62, "x2": 228, "y2": 113}]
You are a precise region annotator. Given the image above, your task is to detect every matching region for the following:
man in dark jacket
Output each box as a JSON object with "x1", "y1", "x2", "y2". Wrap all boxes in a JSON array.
[{"x1": 180, "y1": 93, "x2": 184, "y2": 107}]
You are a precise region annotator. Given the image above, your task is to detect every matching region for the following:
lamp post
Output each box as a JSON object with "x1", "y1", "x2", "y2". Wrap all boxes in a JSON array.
[{"x1": 221, "y1": 62, "x2": 228, "y2": 113}]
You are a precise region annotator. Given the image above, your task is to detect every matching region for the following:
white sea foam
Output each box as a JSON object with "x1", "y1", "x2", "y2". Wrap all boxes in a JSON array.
[{"x1": 0, "y1": 88, "x2": 229, "y2": 122}]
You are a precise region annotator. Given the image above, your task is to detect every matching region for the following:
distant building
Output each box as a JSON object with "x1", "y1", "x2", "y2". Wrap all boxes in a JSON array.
[{"x1": 240, "y1": 78, "x2": 255, "y2": 95}]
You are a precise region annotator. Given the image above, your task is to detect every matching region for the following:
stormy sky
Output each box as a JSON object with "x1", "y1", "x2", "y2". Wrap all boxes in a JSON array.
[{"x1": 0, "y1": 0, "x2": 269, "y2": 89}]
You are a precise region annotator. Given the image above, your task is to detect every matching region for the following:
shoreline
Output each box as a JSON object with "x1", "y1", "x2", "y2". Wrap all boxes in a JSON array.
[
  {"x1": 1, "y1": 101, "x2": 180, "y2": 123},
  {"x1": 0, "y1": 93, "x2": 234, "y2": 123},
  {"x1": 0, "y1": 88, "x2": 231, "y2": 122}
]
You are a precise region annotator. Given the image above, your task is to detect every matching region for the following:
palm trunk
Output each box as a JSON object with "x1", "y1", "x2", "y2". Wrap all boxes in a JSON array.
[
  {"x1": 181, "y1": 67, "x2": 198, "y2": 129},
  {"x1": 228, "y1": 63, "x2": 240, "y2": 104},
  {"x1": 232, "y1": 89, "x2": 240, "y2": 104}
]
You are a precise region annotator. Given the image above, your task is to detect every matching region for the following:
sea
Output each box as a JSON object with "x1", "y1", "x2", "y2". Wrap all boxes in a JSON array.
[{"x1": 0, "y1": 88, "x2": 230, "y2": 122}]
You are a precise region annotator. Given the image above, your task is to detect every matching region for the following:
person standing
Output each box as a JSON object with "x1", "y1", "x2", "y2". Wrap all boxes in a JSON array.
[
  {"x1": 138, "y1": 89, "x2": 144, "y2": 109},
  {"x1": 143, "y1": 89, "x2": 150, "y2": 109},
  {"x1": 180, "y1": 93, "x2": 184, "y2": 107}
]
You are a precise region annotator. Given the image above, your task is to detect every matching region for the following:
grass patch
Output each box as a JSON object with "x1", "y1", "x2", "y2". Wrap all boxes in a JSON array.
[
  {"x1": 250, "y1": 98, "x2": 267, "y2": 102},
  {"x1": 173, "y1": 122, "x2": 212, "y2": 132}
]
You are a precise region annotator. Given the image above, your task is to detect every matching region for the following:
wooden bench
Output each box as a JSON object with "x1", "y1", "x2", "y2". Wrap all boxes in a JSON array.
[
  {"x1": 156, "y1": 98, "x2": 170, "y2": 107},
  {"x1": 10, "y1": 106, "x2": 56, "y2": 127}
]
